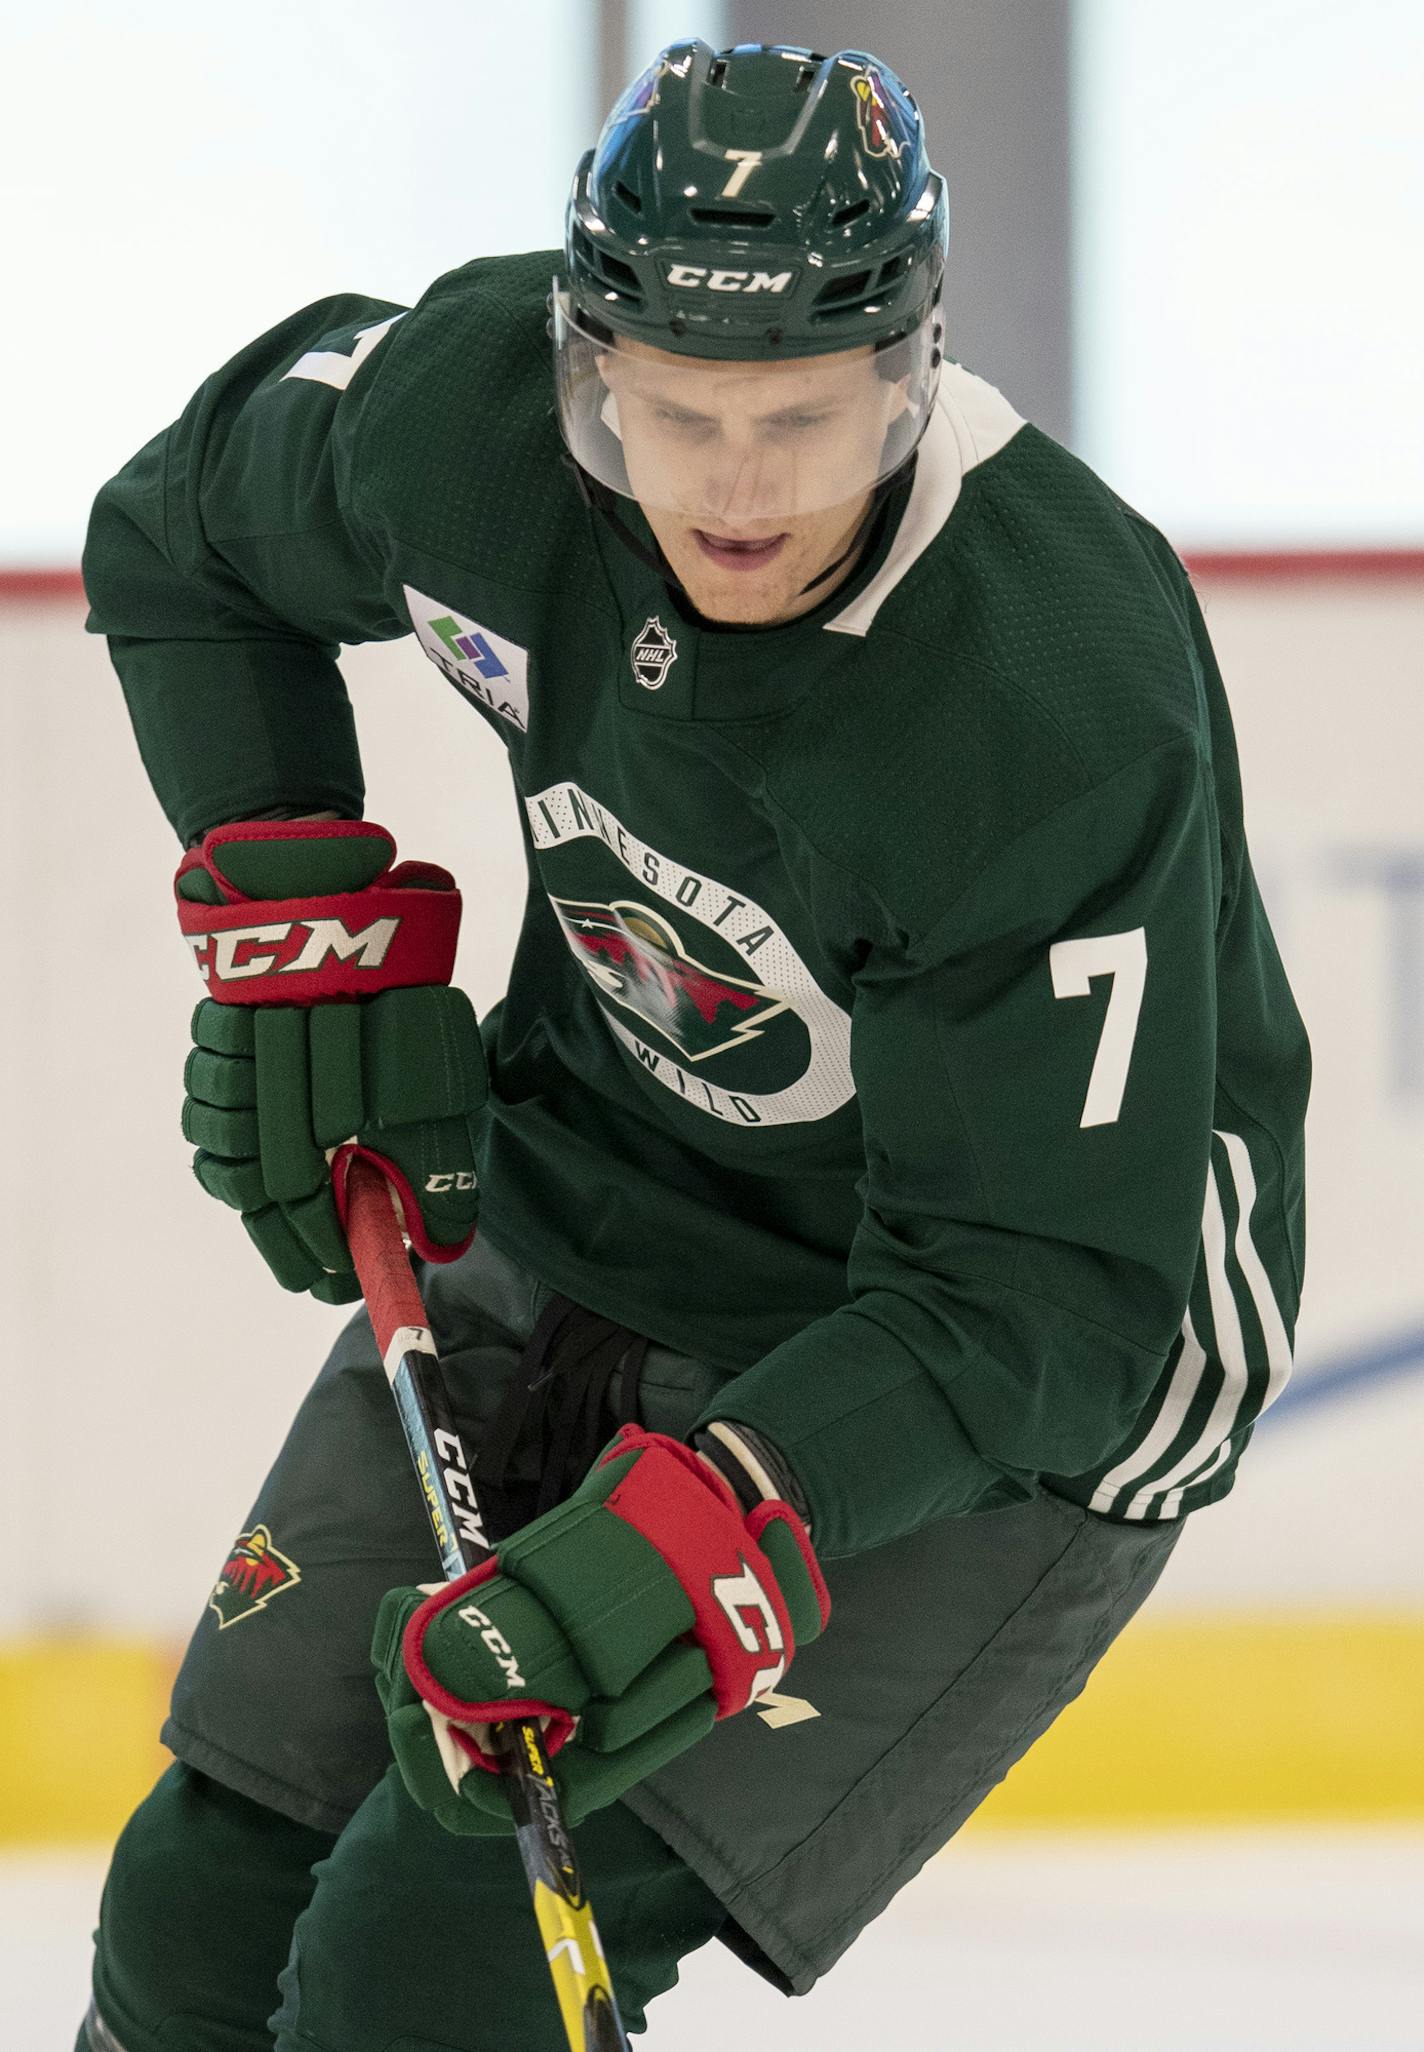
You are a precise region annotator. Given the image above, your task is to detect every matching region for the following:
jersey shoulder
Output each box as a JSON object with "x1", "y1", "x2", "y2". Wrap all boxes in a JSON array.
[
  {"x1": 736, "y1": 368, "x2": 1214, "y2": 938},
  {"x1": 353, "y1": 248, "x2": 591, "y2": 592},
  {"x1": 874, "y1": 368, "x2": 1208, "y2": 779}
]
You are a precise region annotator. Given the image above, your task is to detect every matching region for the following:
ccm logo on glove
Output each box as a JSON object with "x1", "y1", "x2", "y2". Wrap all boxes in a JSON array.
[
  {"x1": 176, "y1": 819, "x2": 460, "y2": 1005},
  {"x1": 456, "y1": 1602, "x2": 527, "y2": 1692},
  {"x1": 185, "y1": 915, "x2": 399, "y2": 985},
  {"x1": 711, "y1": 1560, "x2": 788, "y2": 1704}
]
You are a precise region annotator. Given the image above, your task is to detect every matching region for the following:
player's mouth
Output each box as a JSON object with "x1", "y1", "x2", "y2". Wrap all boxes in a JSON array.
[{"x1": 692, "y1": 529, "x2": 788, "y2": 572}]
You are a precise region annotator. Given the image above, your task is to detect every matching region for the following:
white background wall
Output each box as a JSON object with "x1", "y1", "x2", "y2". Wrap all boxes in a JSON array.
[
  {"x1": 1073, "y1": 0, "x2": 1424, "y2": 546},
  {"x1": 0, "y1": 1, "x2": 594, "y2": 563},
  {"x1": 1, "y1": 571, "x2": 1421, "y2": 1633}
]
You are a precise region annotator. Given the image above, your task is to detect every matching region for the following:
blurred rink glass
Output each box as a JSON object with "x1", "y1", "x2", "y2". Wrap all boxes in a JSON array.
[
  {"x1": 1073, "y1": 0, "x2": 1424, "y2": 546},
  {"x1": 0, "y1": 0, "x2": 591, "y2": 563},
  {"x1": 2, "y1": 3, "x2": 1423, "y2": 2048}
]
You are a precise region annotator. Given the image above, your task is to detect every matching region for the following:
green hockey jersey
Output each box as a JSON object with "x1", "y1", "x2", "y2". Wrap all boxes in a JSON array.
[{"x1": 84, "y1": 251, "x2": 1310, "y2": 1557}]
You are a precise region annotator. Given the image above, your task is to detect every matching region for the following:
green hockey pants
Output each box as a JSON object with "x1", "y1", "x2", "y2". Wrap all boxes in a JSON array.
[{"x1": 82, "y1": 1759, "x2": 726, "y2": 2050}]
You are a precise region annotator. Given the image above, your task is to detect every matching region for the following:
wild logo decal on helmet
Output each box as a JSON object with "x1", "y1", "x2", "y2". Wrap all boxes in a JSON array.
[
  {"x1": 552, "y1": 898, "x2": 788, "y2": 1062},
  {"x1": 208, "y1": 1525, "x2": 302, "y2": 1629},
  {"x1": 631, "y1": 616, "x2": 678, "y2": 690},
  {"x1": 529, "y1": 779, "x2": 854, "y2": 1128},
  {"x1": 851, "y1": 66, "x2": 903, "y2": 160},
  {"x1": 616, "y1": 53, "x2": 675, "y2": 120}
]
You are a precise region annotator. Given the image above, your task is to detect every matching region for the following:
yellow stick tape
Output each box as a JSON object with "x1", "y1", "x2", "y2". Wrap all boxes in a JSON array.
[
  {"x1": 0, "y1": 1639, "x2": 175, "y2": 1845},
  {"x1": 1, "y1": 1617, "x2": 1421, "y2": 1844}
]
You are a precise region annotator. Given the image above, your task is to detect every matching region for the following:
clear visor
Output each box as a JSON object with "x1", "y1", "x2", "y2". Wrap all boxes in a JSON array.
[{"x1": 552, "y1": 285, "x2": 939, "y2": 523}]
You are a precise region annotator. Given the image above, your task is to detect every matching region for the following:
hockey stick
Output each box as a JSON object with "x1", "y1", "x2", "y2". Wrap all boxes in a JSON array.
[{"x1": 342, "y1": 1152, "x2": 630, "y2": 2052}]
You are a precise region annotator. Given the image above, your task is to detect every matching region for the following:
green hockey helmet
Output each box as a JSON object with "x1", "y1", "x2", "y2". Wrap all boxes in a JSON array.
[{"x1": 554, "y1": 41, "x2": 949, "y2": 520}]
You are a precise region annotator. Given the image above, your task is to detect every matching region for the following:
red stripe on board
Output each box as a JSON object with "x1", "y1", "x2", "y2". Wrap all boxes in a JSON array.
[
  {"x1": 3, "y1": 554, "x2": 1423, "y2": 603},
  {"x1": 1184, "y1": 551, "x2": 1424, "y2": 581},
  {"x1": 0, "y1": 569, "x2": 87, "y2": 601}
]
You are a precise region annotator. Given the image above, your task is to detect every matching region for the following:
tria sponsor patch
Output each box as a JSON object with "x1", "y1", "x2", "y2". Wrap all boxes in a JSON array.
[
  {"x1": 208, "y1": 1525, "x2": 302, "y2": 1629},
  {"x1": 631, "y1": 616, "x2": 678, "y2": 690},
  {"x1": 404, "y1": 586, "x2": 531, "y2": 732}
]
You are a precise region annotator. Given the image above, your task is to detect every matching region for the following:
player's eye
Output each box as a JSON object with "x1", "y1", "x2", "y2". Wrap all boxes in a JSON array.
[
  {"x1": 652, "y1": 403, "x2": 714, "y2": 433},
  {"x1": 776, "y1": 411, "x2": 836, "y2": 432}
]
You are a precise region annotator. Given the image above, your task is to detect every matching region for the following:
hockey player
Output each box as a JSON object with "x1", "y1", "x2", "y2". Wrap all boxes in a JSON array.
[{"x1": 78, "y1": 40, "x2": 1309, "y2": 2052}]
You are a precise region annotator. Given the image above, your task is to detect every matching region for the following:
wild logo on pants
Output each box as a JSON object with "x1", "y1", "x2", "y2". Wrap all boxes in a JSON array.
[{"x1": 208, "y1": 1524, "x2": 302, "y2": 1629}]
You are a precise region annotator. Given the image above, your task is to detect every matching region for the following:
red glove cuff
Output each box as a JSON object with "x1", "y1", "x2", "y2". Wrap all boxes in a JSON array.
[
  {"x1": 401, "y1": 1557, "x2": 579, "y2": 1779},
  {"x1": 176, "y1": 821, "x2": 461, "y2": 1004},
  {"x1": 596, "y1": 1425, "x2": 830, "y2": 1717}
]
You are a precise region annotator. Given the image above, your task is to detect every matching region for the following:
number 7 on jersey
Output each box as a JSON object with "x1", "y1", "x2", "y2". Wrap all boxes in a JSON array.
[{"x1": 1049, "y1": 927, "x2": 1147, "y2": 1128}]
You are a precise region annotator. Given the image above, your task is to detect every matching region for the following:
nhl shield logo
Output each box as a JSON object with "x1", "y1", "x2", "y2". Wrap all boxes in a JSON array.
[
  {"x1": 631, "y1": 616, "x2": 678, "y2": 691},
  {"x1": 208, "y1": 1524, "x2": 302, "y2": 1629}
]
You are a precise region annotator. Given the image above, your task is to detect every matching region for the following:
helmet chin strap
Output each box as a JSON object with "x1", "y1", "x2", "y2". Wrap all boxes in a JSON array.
[
  {"x1": 562, "y1": 454, "x2": 907, "y2": 612},
  {"x1": 795, "y1": 475, "x2": 898, "y2": 597}
]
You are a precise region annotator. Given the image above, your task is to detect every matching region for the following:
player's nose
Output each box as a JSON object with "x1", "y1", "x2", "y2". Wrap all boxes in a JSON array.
[{"x1": 694, "y1": 440, "x2": 791, "y2": 524}]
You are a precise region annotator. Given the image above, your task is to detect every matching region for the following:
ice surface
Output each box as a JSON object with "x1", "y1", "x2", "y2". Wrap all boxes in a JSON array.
[{"x1": 9, "y1": 1828, "x2": 1423, "y2": 2051}]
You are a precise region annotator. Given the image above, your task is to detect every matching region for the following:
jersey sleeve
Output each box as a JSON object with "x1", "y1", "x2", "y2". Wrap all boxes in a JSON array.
[
  {"x1": 82, "y1": 295, "x2": 413, "y2": 844},
  {"x1": 697, "y1": 735, "x2": 1222, "y2": 1556}
]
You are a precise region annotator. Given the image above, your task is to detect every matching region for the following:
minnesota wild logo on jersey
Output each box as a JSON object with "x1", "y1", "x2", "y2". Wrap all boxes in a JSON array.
[
  {"x1": 208, "y1": 1525, "x2": 302, "y2": 1629},
  {"x1": 553, "y1": 898, "x2": 788, "y2": 1061},
  {"x1": 530, "y1": 779, "x2": 855, "y2": 1129}
]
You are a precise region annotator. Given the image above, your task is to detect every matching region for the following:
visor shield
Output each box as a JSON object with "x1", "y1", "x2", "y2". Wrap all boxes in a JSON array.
[{"x1": 552, "y1": 287, "x2": 939, "y2": 522}]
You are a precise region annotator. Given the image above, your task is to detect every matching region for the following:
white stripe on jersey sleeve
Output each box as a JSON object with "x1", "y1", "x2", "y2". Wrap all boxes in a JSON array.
[
  {"x1": 1119, "y1": 1153, "x2": 1250, "y2": 1519},
  {"x1": 1089, "y1": 1309, "x2": 1208, "y2": 1516},
  {"x1": 1157, "y1": 1436, "x2": 1234, "y2": 1520},
  {"x1": 1215, "y1": 1127, "x2": 1295, "y2": 1412},
  {"x1": 1120, "y1": 1131, "x2": 1293, "y2": 1520}
]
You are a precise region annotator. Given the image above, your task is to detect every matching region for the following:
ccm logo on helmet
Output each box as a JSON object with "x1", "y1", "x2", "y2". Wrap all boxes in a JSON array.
[{"x1": 663, "y1": 264, "x2": 795, "y2": 295}]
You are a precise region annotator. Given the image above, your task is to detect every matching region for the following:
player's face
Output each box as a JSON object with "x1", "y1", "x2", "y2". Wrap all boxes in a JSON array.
[{"x1": 603, "y1": 340, "x2": 906, "y2": 626}]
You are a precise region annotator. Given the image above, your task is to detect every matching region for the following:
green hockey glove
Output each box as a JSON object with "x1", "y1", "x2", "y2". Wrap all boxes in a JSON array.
[
  {"x1": 372, "y1": 1424, "x2": 829, "y2": 1835},
  {"x1": 176, "y1": 819, "x2": 486, "y2": 1301}
]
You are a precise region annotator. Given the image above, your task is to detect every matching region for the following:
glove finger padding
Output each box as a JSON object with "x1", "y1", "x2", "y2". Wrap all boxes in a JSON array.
[
  {"x1": 372, "y1": 1425, "x2": 828, "y2": 1834},
  {"x1": 242, "y1": 1199, "x2": 339, "y2": 1296}
]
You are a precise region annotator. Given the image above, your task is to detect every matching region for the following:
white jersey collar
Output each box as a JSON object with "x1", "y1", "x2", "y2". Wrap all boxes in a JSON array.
[{"x1": 825, "y1": 362, "x2": 1025, "y2": 639}]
